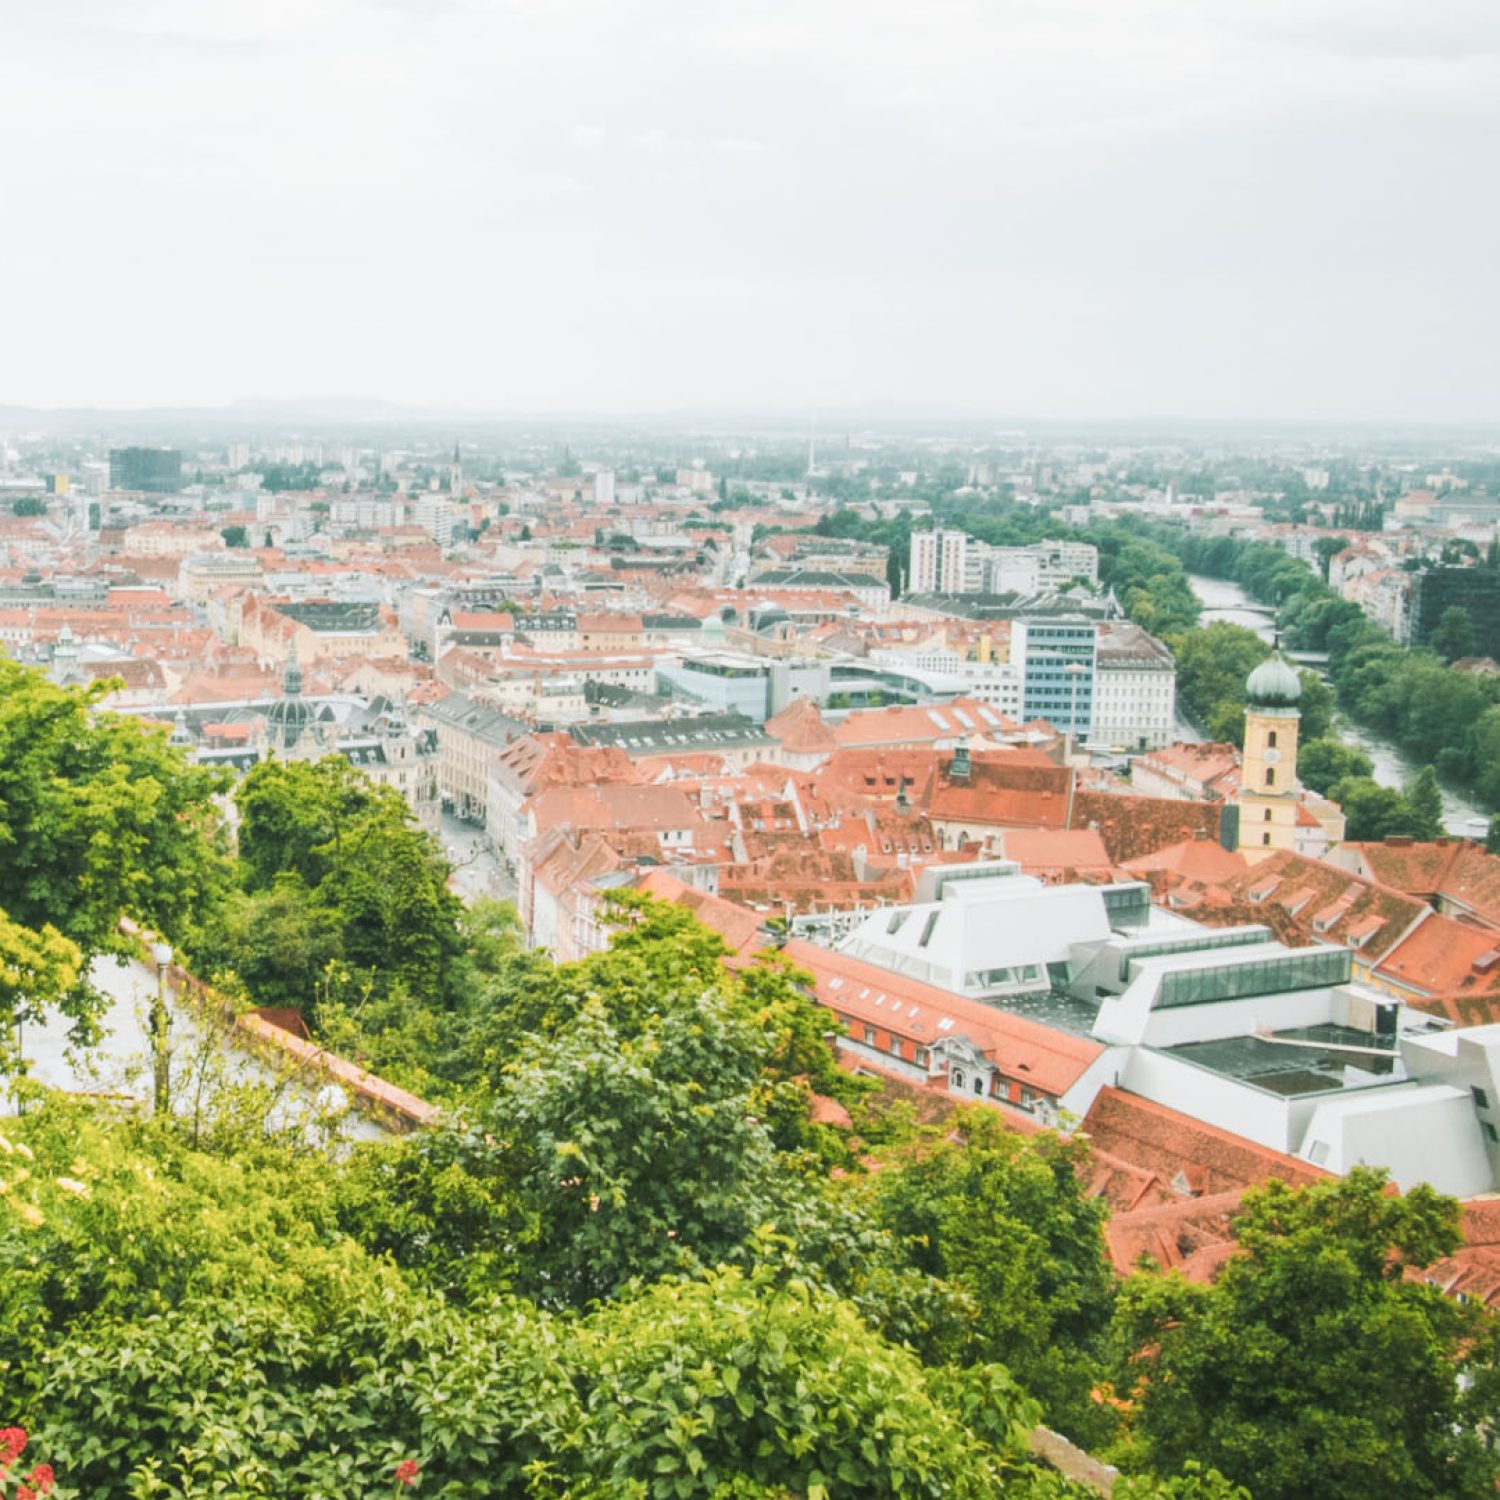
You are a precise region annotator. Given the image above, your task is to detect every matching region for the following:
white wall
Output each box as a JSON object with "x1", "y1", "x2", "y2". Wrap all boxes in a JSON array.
[
  {"x1": 1298, "y1": 1087, "x2": 1495, "y2": 1196},
  {"x1": 1118, "y1": 1047, "x2": 1300, "y2": 1152}
]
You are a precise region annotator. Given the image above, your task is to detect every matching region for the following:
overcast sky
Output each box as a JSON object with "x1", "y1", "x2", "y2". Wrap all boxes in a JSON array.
[{"x1": 2, "y1": 0, "x2": 1497, "y2": 420}]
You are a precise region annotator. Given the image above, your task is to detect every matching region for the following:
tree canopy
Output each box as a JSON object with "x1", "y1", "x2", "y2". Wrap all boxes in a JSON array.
[
  {"x1": 1111, "y1": 1169, "x2": 1500, "y2": 1500},
  {"x1": 0, "y1": 662, "x2": 229, "y2": 1041}
]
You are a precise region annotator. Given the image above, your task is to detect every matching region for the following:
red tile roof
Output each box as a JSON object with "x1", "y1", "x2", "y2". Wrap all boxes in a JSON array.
[
  {"x1": 1123, "y1": 836, "x2": 1247, "y2": 889},
  {"x1": 997, "y1": 827, "x2": 1115, "y2": 882},
  {"x1": 784, "y1": 939, "x2": 1104, "y2": 1099},
  {"x1": 830, "y1": 697, "x2": 1013, "y2": 750},
  {"x1": 633, "y1": 869, "x2": 768, "y2": 957},
  {"x1": 1339, "y1": 838, "x2": 1500, "y2": 933},
  {"x1": 1103, "y1": 1189, "x2": 1250, "y2": 1277},
  {"x1": 1080, "y1": 1087, "x2": 1329, "y2": 1200},
  {"x1": 765, "y1": 697, "x2": 838, "y2": 753},
  {"x1": 1419, "y1": 1199, "x2": 1500, "y2": 1309},
  {"x1": 1187, "y1": 849, "x2": 1426, "y2": 961},
  {"x1": 1070, "y1": 791, "x2": 1222, "y2": 864},
  {"x1": 1373, "y1": 914, "x2": 1500, "y2": 997}
]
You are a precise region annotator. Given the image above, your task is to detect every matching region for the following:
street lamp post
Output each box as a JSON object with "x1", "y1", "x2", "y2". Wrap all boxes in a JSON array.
[
  {"x1": 149, "y1": 939, "x2": 172, "y2": 1115},
  {"x1": 1064, "y1": 662, "x2": 1087, "y2": 763}
]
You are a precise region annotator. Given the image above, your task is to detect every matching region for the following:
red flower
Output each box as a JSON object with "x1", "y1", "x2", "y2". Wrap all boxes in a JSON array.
[
  {"x1": 27, "y1": 1462, "x2": 56, "y2": 1495},
  {"x1": 0, "y1": 1428, "x2": 27, "y2": 1463},
  {"x1": 16, "y1": 1485, "x2": 35, "y2": 1500},
  {"x1": 394, "y1": 1457, "x2": 420, "y2": 1487}
]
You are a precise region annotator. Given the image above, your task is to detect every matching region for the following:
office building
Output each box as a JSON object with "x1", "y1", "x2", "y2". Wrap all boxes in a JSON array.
[
  {"x1": 1014, "y1": 617, "x2": 1096, "y2": 737},
  {"x1": 109, "y1": 447, "x2": 183, "y2": 493}
]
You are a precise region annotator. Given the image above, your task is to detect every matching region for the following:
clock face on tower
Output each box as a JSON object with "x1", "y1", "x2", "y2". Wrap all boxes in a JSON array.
[{"x1": 1264, "y1": 747, "x2": 1282, "y2": 766}]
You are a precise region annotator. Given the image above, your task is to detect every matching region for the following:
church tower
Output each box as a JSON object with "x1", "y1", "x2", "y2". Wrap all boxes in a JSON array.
[
  {"x1": 1235, "y1": 653, "x2": 1302, "y2": 863},
  {"x1": 449, "y1": 440, "x2": 463, "y2": 498},
  {"x1": 265, "y1": 637, "x2": 314, "y2": 757}
]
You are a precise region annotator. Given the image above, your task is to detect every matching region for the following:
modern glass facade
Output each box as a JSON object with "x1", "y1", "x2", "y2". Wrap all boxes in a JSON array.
[
  {"x1": 1151, "y1": 947, "x2": 1352, "y2": 1009},
  {"x1": 1018, "y1": 619, "x2": 1097, "y2": 735},
  {"x1": 108, "y1": 447, "x2": 183, "y2": 493}
]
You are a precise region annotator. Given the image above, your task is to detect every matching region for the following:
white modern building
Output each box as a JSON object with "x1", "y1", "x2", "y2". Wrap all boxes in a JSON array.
[{"x1": 803, "y1": 865, "x2": 1500, "y2": 1197}]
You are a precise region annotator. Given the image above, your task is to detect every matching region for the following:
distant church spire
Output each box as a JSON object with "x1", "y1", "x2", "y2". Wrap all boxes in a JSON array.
[{"x1": 450, "y1": 440, "x2": 463, "y2": 497}]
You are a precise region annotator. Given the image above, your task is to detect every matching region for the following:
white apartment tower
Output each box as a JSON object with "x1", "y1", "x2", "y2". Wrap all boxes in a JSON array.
[{"x1": 909, "y1": 529, "x2": 970, "y2": 595}]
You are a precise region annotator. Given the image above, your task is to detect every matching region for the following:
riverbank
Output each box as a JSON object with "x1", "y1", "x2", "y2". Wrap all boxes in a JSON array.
[{"x1": 1186, "y1": 573, "x2": 1488, "y2": 838}]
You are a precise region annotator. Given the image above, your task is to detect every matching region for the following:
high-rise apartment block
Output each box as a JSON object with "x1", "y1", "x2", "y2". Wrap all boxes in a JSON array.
[{"x1": 908, "y1": 529, "x2": 969, "y2": 594}]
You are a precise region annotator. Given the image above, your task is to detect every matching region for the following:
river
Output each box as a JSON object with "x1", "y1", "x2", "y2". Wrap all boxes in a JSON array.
[{"x1": 1185, "y1": 573, "x2": 1490, "y2": 839}]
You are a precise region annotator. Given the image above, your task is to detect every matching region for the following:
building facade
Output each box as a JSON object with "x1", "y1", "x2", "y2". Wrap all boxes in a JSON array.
[
  {"x1": 908, "y1": 529, "x2": 969, "y2": 595},
  {"x1": 1015, "y1": 617, "x2": 1096, "y2": 737}
]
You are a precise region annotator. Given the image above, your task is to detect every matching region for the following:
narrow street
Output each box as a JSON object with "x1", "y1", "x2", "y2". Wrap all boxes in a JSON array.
[{"x1": 439, "y1": 811, "x2": 517, "y2": 906}]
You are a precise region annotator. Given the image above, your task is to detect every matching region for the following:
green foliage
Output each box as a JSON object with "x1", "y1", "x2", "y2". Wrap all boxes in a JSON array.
[
  {"x1": 227, "y1": 757, "x2": 464, "y2": 1025},
  {"x1": 0, "y1": 661, "x2": 230, "y2": 1043},
  {"x1": 218, "y1": 873, "x2": 343, "y2": 1013},
  {"x1": 1169, "y1": 529, "x2": 1500, "y2": 808},
  {"x1": 251, "y1": 461, "x2": 319, "y2": 492},
  {"x1": 1294, "y1": 669, "x2": 1334, "y2": 740},
  {"x1": 3, "y1": 1103, "x2": 1091, "y2": 1500},
  {"x1": 573, "y1": 1265, "x2": 1039, "y2": 1499},
  {"x1": 11, "y1": 497, "x2": 46, "y2": 517},
  {"x1": 1429, "y1": 605, "x2": 1475, "y2": 663},
  {"x1": 1167, "y1": 624, "x2": 1269, "y2": 742},
  {"x1": 487, "y1": 991, "x2": 785, "y2": 1306},
  {"x1": 865, "y1": 1110, "x2": 1117, "y2": 1442},
  {"x1": 1406, "y1": 766, "x2": 1445, "y2": 841},
  {"x1": 1103, "y1": 541, "x2": 1199, "y2": 635},
  {"x1": 219, "y1": 524, "x2": 249, "y2": 547},
  {"x1": 0, "y1": 910, "x2": 81, "y2": 1046},
  {"x1": 1296, "y1": 737, "x2": 1372, "y2": 796},
  {"x1": 1112, "y1": 1168, "x2": 1500, "y2": 1500},
  {"x1": 1329, "y1": 777, "x2": 1427, "y2": 842}
]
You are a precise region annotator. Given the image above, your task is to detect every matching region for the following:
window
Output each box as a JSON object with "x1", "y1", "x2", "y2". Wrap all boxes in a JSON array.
[
  {"x1": 1263, "y1": 832, "x2": 1271, "y2": 845},
  {"x1": 1308, "y1": 1140, "x2": 1330, "y2": 1165},
  {"x1": 1486, "y1": 1122, "x2": 1500, "y2": 1146},
  {"x1": 1267, "y1": 730, "x2": 1278, "y2": 749},
  {"x1": 973, "y1": 1076, "x2": 984, "y2": 1095},
  {"x1": 1265, "y1": 768, "x2": 1275, "y2": 787},
  {"x1": 1473, "y1": 1086, "x2": 1492, "y2": 1112},
  {"x1": 914, "y1": 1047, "x2": 929, "y2": 1067},
  {"x1": 863, "y1": 1026, "x2": 877, "y2": 1045},
  {"x1": 1265, "y1": 808, "x2": 1273, "y2": 821},
  {"x1": 951, "y1": 1069, "x2": 966, "y2": 1090},
  {"x1": 889, "y1": 1036, "x2": 903, "y2": 1059}
]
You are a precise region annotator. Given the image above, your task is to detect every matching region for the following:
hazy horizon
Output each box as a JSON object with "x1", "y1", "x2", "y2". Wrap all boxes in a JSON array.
[{"x1": 4, "y1": 1, "x2": 1498, "y2": 422}]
